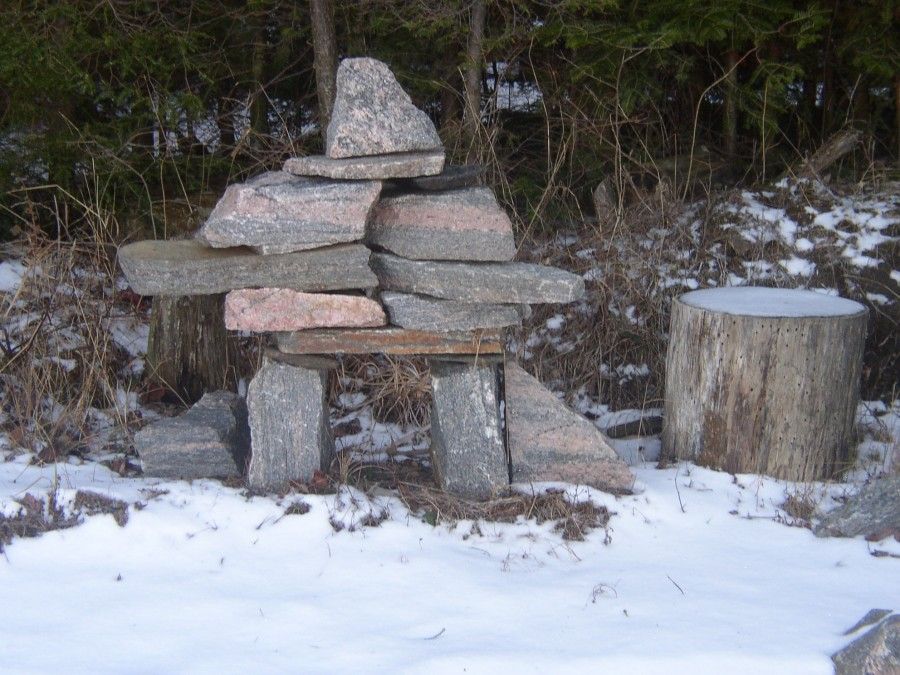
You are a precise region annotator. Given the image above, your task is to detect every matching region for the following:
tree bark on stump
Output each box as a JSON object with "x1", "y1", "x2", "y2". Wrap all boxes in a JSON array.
[
  {"x1": 662, "y1": 288, "x2": 867, "y2": 481},
  {"x1": 146, "y1": 294, "x2": 233, "y2": 404}
]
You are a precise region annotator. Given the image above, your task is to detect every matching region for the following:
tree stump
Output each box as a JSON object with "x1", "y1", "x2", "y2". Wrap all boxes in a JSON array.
[
  {"x1": 146, "y1": 294, "x2": 233, "y2": 404},
  {"x1": 662, "y1": 287, "x2": 867, "y2": 480}
]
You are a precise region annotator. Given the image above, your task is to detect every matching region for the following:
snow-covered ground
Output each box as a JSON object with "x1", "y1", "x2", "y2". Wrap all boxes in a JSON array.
[
  {"x1": 1, "y1": 453, "x2": 897, "y2": 674},
  {"x1": 0, "y1": 180, "x2": 897, "y2": 672}
]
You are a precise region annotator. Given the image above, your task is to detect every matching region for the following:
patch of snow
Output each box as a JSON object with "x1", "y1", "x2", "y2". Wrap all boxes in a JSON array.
[
  {"x1": 680, "y1": 287, "x2": 865, "y2": 317},
  {"x1": 545, "y1": 314, "x2": 565, "y2": 330},
  {"x1": 813, "y1": 211, "x2": 842, "y2": 229},
  {"x1": 554, "y1": 233, "x2": 578, "y2": 246},
  {"x1": 608, "y1": 436, "x2": 662, "y2": 464},
  {"x1": 105, "y1": 316, "x2": 149, "y2": 358},
  {"x1": 0, "y1": 459, "x2": 897, "y2": 672},
  {"x1": 780, "y1": 256, "x2": 816, "y2": 277},
  {"x1": 865, "y1": 292, "x2": 891, "y2": 306},
  {"x1": 0, "y1": 260, "x2": 27, "y2": 293},
  {"x1": 794, "y1": 238, "x2": 815, "y2": 252}
]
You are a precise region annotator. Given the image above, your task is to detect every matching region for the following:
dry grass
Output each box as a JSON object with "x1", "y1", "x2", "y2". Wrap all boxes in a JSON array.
[
  {"x1": 398, "y1": 481, "x2": 611, "y2": 542},
  {"x1": 0, "y1": 489, "x2": 131, "y2": 553},
  {"x1": 512, "y1": 179, "x2": 898, "y2": 411},
  {"x1": 332, "y1": 355, "x2": 432, "y2": 428},
  {"x1": 0, "y1": 215, "x2": 143, "y2": 461},
  {"x1": 779, "y1": 485, "x2": 821, "y2": 529},
  {"x1": 329, "y1": 460, "x2": 611, "y2": 541}
]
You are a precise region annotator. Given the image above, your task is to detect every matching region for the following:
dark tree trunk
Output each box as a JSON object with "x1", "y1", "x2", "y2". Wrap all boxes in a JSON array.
[
  {"x1": 799, "y1": 78, "x2": 818, "y2": 148},
  {"x1": 440, "y1": 57, "x2": 461, "y2": 130},
  {"x1": 310, "y1": 0, "x2": 338, "y2": 141},
  {"x1": 852, "y1": 80, "x2": 871, "y2": 126},
  {"x1": 895, "y1": 74, "x2": 900, "y2": 168},
  {"x1": 821, "y1": 0, "x2": 839, "y2": 139},
  {"x1": 146, "y1": 295, "x2": 234, "y2": 404},
  {"x1": 463, "y1": 0, "x2": 486, "y2": 147},
  {"x1": 250, "y1": 20, "x2": 268, "y2": 137},
  {"x1": 723, "y1": 49, "x2": 739, "y2": 161}
]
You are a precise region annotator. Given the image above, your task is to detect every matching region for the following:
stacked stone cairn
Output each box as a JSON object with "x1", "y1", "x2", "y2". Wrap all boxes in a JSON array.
[{"x1": 120, "y1": 58, "x2": 634, "y2": 499}]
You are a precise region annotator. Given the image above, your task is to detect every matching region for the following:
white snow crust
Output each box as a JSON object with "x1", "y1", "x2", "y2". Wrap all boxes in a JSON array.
[{"x1": 679, "y1": 287, "x2": 865, "y2": 317}]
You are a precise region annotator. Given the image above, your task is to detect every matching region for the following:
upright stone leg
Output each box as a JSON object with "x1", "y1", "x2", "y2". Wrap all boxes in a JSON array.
[
  {"x1": 247, "y1": 356, "x2": 333, "y2": 491},
  {"x1": 428, "y1": 359, "x2": 509, "y2": 500}
]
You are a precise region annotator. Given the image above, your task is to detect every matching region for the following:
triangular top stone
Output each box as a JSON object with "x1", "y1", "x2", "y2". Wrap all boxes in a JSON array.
[{"x1": 326, "y1": 58, "x2": 443, "y2": 159}]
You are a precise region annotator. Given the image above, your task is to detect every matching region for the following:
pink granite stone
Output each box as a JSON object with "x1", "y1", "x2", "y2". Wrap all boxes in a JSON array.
[
  {"x1": 368, "y1": 187, "x2": 516, "y2": 261},
  {"x1": 225, "y1": 289, "x2": 386, "y2": 332},
  {"x1": 326, "y1": 58, "x2": 442, "y2": 159},
  {"x1": 505, "y1": 362, "x2": 635, "y2": 494}
]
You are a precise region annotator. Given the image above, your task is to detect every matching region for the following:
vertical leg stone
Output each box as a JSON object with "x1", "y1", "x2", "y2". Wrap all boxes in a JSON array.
[
  {"x1": 247, "y1": 356, "x2": 333, "y2": 490},
  {"x1": 428, "y1": 360, "x2": 509, "y2": 499}
]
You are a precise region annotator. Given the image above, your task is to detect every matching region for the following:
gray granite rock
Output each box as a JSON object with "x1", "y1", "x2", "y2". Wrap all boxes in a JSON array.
[
  {"x1": 118, "y1": 240, "x2": 377, "y2": 295},
  {"x1": 505, "y1": 363, "x2": 634, "y2": 493},
  {"x1": 385, "y1": 164, "x2": 486, "y2": 193},
  {"x1": 370, "y1": 253, "x2": 585, "y2": 304},
  {"x1": 326, "y1": 57, "x2": 442, "y2": 159},
  {"x1": 135, "y1": 391, "x2": 249, "y2": 479},
  {"x1": 381, "y1": 292, "x2": 521, "y2": 331},
  {"x1": 197, "y1": 171, "x2": 380, "y2": 253},
  {"x1": 429, "y1": 360, "x2": 509, "y2": 500},
  {"x1": 833, "y1": 613, "x2": 899, "y2": 675},
  {"x1": 814, "y1": 475, "x2": 900, "y2": 540},
  {"x1": 263, "y1": 349, "x2": 338, "y2": 370},
  {"x1": 275, "y1": 327, "x2": 504, "y2": 355},
  {"x1": 247, "y1": 357, "x2": 333, "y2": 491},
  {"x1": 284, "y1": 151, "x2": 444, "y2": 180},
  {"x1": 368, "y1": 187, "x2": 516, "y2": 261}
]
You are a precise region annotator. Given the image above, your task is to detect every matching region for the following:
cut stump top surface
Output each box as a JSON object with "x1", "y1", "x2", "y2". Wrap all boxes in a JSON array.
[{"x1": 678, "y1": 287, "x2": 866, "y2": 318}]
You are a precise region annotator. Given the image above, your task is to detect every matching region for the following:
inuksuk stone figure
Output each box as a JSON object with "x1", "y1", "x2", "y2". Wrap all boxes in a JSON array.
[{"x1": 121, "y1": 58, "x2": 634, "y2": 498}]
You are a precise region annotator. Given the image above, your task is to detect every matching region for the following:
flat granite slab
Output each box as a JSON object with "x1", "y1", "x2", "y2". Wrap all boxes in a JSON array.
[
  {"x1": 118, "y1": 240, "x2": 377, "y2": 295},
  {"x1": 381, "y1": 291, "x2": 522, "y2": 331},
  {"x1": 275, "y1": 327, "x2": 504, "y2": 355},
  {"x1": 197, "y1": 171, "x2": 381, "y2": 253},
  {"x1": 284, "y1": 150, "x2": 444, "y2": 180},
  {"x1": 368, "y1": 187, "x2": 516, "y2": 261},
  {"x1": 225, "y1": 289, "x2": 386, "y2": 332},
  {"x1": 370, "y1": 252, "x2": 585, "y2": 304}
]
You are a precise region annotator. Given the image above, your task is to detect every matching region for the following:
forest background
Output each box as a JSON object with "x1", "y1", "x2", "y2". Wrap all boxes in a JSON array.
[{"x1": 2, "y1": 0, "x2": 897, "y2": 237}]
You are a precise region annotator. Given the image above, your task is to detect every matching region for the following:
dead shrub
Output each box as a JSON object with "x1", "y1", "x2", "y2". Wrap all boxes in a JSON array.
[
  {"x1": 72, "y1": 490, "x2": 130, "y2": 526},
  {"x1": 332, "y1": 354, "x2": 432, "y2": 427},
  {"x1": 0, "y1": 200, "x2": 145, "y2": 460},
  {"x1": 513, "y1": 180, "x2": 898, "y2": 411}
]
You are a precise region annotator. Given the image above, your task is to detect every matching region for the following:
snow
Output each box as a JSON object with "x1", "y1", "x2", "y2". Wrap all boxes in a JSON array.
[
  {"x1": 0, "y1": 259, "x2": 27, "y2": 293},
  {"x1": 545, "y1": 314, "x2": 565, "y2": 330},
  {"x1": 680, "y1": 287, "x2": 866, "y2": 317},
  {"x1": 1, "y1": 456, "x2": 897, "y2": 673},
  {"x1": 780, "y1": 256, "x2": 816, "y2": 277}
]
